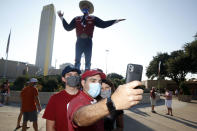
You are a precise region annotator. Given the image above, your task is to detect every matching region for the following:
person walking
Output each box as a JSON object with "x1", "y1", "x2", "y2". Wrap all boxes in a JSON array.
[
  {"x1": 150, "y1": 87, "x2": 157, "y2": 113},
  {"x1": 0, "y1": 80, "x2": 10, "y2": 105},
  {"x1": 164, "y1": 88, "x2": 173, "y2": 116},
  {"x1": 57, "y1": 0, "x2": 125, "y2": 70},
  {"x1": 20, "y1": 78, "x2": 42, "y2": 131},
  {"x1": 15, "y1": 82, "x2": 30, "y2": 130}
]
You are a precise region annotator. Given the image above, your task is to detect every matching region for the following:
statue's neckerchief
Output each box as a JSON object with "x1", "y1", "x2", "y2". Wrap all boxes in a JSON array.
[{"x1": 81, "y1": 8, "x2": 89, "y2": 27}]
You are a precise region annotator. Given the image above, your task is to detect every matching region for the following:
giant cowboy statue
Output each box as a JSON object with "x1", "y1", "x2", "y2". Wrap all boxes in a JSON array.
[{"x1": 57, "y1": 0, "x2": 125, "y2": 70}]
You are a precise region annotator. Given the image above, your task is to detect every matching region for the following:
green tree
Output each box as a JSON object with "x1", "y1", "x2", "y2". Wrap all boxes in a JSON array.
[
  {"x1": 166, "y1": 50, "x2": 190, "y2": 86},
  {"x1": 41, "y1": 77, "x2": 59, "y2": 92},
  {"x1": 184, "y1": 40, "x2": 197, "y2": 73},
  {"x1": 179, "y1": 82, "x2": 191, "y2": 95},
  {"x1": 12, "y1": 76, "x2": 29, "y2": 91},
  {"x1": 146, "y1": 52, "x2": 170, "y2": 80},
  {"x1": 107, "y1": 73, "x2": 125, "y2": 88},
  {"x1": 107, "y1": 73, "x2": 123, "y2": 80}
]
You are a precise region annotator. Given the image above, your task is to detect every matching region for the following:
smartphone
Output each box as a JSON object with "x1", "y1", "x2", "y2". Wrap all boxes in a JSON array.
[{"x1": 126, "y1": 64, "x2": 143, "y2": 88}]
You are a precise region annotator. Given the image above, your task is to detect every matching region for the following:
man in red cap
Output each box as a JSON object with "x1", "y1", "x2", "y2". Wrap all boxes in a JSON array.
[
  {"x1": 67, "y1": 70, "x2": 143, "y2": 131},
  {"x1": 57, "y1": 0, "x2": 125, "y2": 70}
]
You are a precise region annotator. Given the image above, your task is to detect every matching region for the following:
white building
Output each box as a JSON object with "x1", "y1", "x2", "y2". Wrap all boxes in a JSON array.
[{"x1": 35, "y1": 4, "x2": 56, "y2": 76}]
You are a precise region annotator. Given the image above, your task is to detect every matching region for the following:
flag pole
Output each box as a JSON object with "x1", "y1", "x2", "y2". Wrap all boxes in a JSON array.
[
  {"x1": 158, "y1": 61, "x2": 161, "y2": 93},
  {"x1": 3, "y1": 53, "x2": 8, "y2": 78},
  {"x1": 3, "y1": 29, "x2": 11, "y2": 78}
]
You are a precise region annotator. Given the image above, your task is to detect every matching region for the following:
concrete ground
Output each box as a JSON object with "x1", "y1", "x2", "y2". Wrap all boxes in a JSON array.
[{"x1": 0, "y1": 97, "x2": 197, "y2": 131}]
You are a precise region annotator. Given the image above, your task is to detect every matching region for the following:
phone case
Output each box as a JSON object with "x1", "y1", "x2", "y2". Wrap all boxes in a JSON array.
[{"x1": 126, "y1": 64, "x2": 143, "y2": 83}]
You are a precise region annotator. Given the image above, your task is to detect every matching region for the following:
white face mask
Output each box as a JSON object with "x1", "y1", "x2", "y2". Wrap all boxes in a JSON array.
[
  {"x1": 100, "y1": 89, "x2": 111, "y2": 98},
  {"x1": 87, "y1": 83, "x2": 101, "y2": 98}
]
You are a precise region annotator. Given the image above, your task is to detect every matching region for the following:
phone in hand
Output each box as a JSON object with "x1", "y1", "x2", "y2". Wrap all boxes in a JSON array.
[{"x1": 126, "y1": 64, "x2": 143, "y2": 89}]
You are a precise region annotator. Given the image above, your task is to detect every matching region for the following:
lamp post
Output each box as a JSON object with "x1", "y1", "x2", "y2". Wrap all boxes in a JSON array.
[
  {"x1": 105, "y1": 49, "x2": 109, "y2": 74},
  {"x1": 55, "y1": 59, "x2": 57, "y2": 69},
  {"x1": 81, "y1": 53, "x2": 85, "y2": 72}
]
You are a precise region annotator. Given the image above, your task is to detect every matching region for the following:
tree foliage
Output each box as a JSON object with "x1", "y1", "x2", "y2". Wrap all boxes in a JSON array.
[
  {"x1": 107, "y1": 73, "x2": 123, "y2": 80},
  {"x1": 179, "y1": 82, "x2": 191, "y2": 95},
  {"x1": 38, "y1": 75, "x2": 60, "y2": 92},
  {"x1": 107, "y1": 73, "x2": 125, "y2": 89},
  {"x1": 12, "y1": 76, "x2": 29, "y2": 91},
  {"x1": 146, "y1": 34, "x2": 197, "y2": 88},
  {"x1": 146, "y1": 52, "x2": 169, "y2": 80},
  {"x1": 167, "y1": 50, "x2": 190, "y2": 85},
  {"x1": 184, "y1": 40, "x2": 197, "y2": 73}
]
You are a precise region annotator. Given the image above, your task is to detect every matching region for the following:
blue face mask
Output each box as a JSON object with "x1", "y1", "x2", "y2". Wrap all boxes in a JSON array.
[
  {"x1": 100, "y1": 89, "x2": 111, "y2": 98},
  {"x1": 88, "y1": 83, "x2": 101, "y2": 98},
  {"x1": 82, "y1": 8, "x2": 89, "y2": 14}
]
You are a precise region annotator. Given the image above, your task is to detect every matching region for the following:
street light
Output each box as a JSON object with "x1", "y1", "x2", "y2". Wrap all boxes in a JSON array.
[
  {"x1": 105, "y1": 49, "x2": 109, "y2": 74},
  {"x1": 81, "y1": 53, "x2": 85, "y2": 71}
]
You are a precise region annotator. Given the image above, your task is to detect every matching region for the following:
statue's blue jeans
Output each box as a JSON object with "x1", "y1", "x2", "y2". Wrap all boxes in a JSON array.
[{"x1": 74, "y1": 38, "x2": 92, "y2": 70}]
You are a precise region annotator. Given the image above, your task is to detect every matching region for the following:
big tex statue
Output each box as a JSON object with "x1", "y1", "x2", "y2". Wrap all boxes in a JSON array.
[{"x1": 58, "y1": 0, "x2": 125, "y2": 70}]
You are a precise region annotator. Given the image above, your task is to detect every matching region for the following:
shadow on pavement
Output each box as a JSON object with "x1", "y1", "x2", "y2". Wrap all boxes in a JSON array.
[
  {"x1": 1, "y1": 103, "x2": 47, "y2": 109},
  {"x1": 189, "y1": 100, "x2": 197, "y2": 104},
  {"x1": 125, "y1": 99, "x2": 165, "y2": 117},
  {"x1": 156, "y1": 113, "x2": 197, "y2": 129},
  {"x1": 128, "y1": 108, "x2": 150, "y2": 117},
  {"x1": 131, "y1": 99, "x2": 165, "y2": 109},
  {"x1": 124, "y1": 114, "x2": 154, "y2": 131},
  {"x1": 174, "y1": 116, "x2": 197, "y2": 125}
]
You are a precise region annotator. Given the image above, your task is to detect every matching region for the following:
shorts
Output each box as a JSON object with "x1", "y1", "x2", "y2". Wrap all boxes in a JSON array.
[
  {"x1": 165, "y1": 100, "x2": 172, "y2": 108},
  {"x1": 6, "y1": 93, "x2": 10, "y2": 97},
  {"x1": 23, "y1": 111, "x2": 37, "y2": 122},
  {"x1": 150, "y1": 97, "x2": 156, "y2": 105},
  {"x1": 1, "y1": 93, "x2": 7, "y2": 96}
]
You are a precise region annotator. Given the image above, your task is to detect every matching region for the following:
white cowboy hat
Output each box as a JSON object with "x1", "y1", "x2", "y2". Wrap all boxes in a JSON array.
[
  {"x1": 30, "y1": 78, "x2": 38, "y2": 83},
  {"x1": 79, "y1": 0, "x2": 94, "y2": 14}
]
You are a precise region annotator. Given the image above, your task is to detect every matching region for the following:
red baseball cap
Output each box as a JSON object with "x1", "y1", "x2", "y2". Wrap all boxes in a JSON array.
[{"x1": 81, "y1": 70, "x2": 106, "y2": 80}]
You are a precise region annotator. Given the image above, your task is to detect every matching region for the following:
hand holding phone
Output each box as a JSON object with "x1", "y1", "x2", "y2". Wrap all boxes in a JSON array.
[{"x1": 126, "y1": 64, "x2": 143, "y2": 89}]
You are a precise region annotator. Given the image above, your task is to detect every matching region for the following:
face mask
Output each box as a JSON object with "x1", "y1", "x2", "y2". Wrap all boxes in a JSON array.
[
  {"x1": 88, "y1": 83, "x2": 101, "y2": 98},
  {"x1": 66, "y1": 76, "x2": 80, "y2": 87},
  {"x1": 82, "y1": 8, "x2": 89, "y2": 14},
  {"x1": 32, "y1": 83, "x2": 37, "y2": 87},
  {"x1": 100, "y1": 89, "x2": 111, "y2": 98}
]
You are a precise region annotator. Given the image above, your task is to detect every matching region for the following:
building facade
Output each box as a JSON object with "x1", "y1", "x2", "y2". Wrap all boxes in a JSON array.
[{"x1": 35, "y1": 4, "x2": 56, "y2": 76}]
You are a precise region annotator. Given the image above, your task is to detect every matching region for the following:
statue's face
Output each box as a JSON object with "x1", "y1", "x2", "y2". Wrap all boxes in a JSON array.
[{"x1": 82, "y1": 5, "x2": 89, "y2": 10}]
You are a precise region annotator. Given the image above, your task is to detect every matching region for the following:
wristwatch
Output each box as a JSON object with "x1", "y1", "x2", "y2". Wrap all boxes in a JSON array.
[{"x1": 106, "y1": 96, "x2": 116, "y2": 112}]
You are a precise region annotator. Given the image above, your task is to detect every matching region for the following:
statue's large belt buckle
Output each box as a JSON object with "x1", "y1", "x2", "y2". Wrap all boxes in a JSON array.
[{"x1": 80, "y1": 33, "x2": 88, "y2": 39}]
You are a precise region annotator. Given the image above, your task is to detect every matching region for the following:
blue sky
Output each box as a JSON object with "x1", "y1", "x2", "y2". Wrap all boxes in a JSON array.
[{"x1": 0, "y1": 0, "x2": 197, "y2": 80}]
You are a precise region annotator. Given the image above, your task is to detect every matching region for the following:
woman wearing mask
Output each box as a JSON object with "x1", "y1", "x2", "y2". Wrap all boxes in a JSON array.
[{"x1": 99, "y1": 79, "x2": 124, "y2": 131}]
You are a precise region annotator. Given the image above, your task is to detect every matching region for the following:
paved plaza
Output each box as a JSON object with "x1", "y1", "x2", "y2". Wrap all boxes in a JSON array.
[{"x1": 0, "y1": 97, "x2": 197, "y2": 131}]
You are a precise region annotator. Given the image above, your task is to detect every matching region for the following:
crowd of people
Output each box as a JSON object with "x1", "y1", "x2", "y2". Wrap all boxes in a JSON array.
[
  {"x1": 0, "y1": 0, "x2": 180, "y2": 130},
  {"x1": 0, "y1": 65, "x2": 179, "y2": 131},
  {"x1": 0, "y1": 64, "x2": 143, "y2": 131},
  {"x1": 41, "y1": 65, "x2": 143, "y2": 131}
]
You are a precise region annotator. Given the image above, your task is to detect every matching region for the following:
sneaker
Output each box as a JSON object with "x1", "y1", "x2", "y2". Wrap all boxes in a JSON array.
[
  {"x1": 0, "y1": 103, "x2": 4, "y2": 107},
  {"x1": 15, "y1": 125, "x2": 22, "y2": 130}
]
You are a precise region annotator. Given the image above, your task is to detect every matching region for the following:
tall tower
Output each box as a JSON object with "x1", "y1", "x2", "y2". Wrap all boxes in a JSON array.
[{"x1": 35, "y1": 4, "x2": 56, "y2": 76}]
